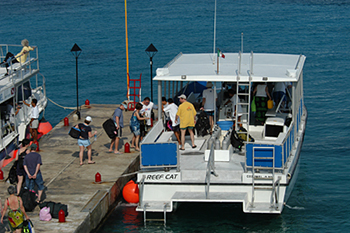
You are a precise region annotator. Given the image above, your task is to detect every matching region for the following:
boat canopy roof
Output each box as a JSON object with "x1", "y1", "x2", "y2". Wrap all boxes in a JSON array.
[{"x1": 154, "y1": 52, "x2": 306, "y2": 83}]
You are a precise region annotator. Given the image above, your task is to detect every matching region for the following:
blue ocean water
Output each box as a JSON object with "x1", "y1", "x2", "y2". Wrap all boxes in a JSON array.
[{"x1": 1, "y1": 0, "x2": 350, "y2": 232}]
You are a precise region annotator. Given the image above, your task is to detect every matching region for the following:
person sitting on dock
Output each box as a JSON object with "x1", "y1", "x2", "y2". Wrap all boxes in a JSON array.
[
  {"x1": 130, "y1": 103, "x2": 149, "y2": 151},
  {"x1": 140, "y1": 97, "x2": 158, "y2": 137},
  {"x1": 175, "y1": 94, "x2": 197, "y2": 150},
  {"x1": 23, "y1": 99, "x2": 39, "y2": 142},
  {"x1": 201, "y1": 81, "x2": 217, "y2": 134},
  {"x1": 78, "y1": 116, "x2": 97, "y2": 165},
  {"x1": 109, "y1": 103, "x2": 126, "y2": 154},
  {"x1": 163, "y1": 98, "x2": 181, "y2": 144},
  {"x1": 23, "y1": 144, "x2": 44, "y2": 204}
]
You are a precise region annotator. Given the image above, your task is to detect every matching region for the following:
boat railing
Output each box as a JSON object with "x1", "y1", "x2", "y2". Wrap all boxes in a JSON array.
[
  {"x1": 205, "y1": 143, "x2": 218, "y2": 198},
  {"x1": 270, "y1": 176, "x2": 281, "y2": 209}
]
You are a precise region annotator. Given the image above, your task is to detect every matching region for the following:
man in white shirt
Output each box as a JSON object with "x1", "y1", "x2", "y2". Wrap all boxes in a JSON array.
[
  {"x1": 163, "y1": 98, "x2": 181, "y2": 143},
  {"x1": 201, "y1": 82, "x2": 217, "y2": 133},
  {"x1": 140, "y1": 97, "x2": 158, "y2": 137},
  {"x1": 24, "y1": 99, "x2": 39, "y2": 142}
]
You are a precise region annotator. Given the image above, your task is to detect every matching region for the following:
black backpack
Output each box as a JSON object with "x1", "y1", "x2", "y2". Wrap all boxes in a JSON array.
[
  {"x1": 102, "y1": 118, "x2": 118, "y2": 139},
  {"x1": 68, "y1": 125, "x2": 81, "y2": 139},
  {"x1": 230, "y1": 130, "x2": 244, "y2": 151},
  {"x1": 39, "y1": 201, "x2": 68, "y2": 218},
  {"x1": 20, "y1": 188, "x2": 37, "y2": 212},
  {"x1": 195, "y1": 111, "x2": 211, "y2": 137},
  {"x1": 5, "y1": 161, "x2": 18, "y2": 184},
  {"x1": 17, "y1": 150, "x2": 27, "y2": 170}
]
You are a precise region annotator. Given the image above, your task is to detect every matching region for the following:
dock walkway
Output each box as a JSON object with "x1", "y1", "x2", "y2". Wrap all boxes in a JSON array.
[{"x1": 0, "y1": 104, "x2": 141, "y2": 233}]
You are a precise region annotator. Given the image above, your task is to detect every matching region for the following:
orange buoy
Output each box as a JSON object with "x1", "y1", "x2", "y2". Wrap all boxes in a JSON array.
[
  {"x1": 122, "y1": 180, "x2": 139, "y2": 203},
  {"x1": 38, "y1": 121, "x2": 53, "y2": 135}
]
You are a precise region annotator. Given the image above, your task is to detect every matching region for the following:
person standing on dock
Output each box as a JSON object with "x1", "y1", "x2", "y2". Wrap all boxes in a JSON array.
[
  {"x1": 109, "y1": 103, "x2": 126, "y2": 154},
  {"x1": 163, "y1": 98, "x2": 181, "y2": 144},
  {"x1": 23, "y1": 99, "x2": 39, "y2": 142},
  {"x1": 23, "y1": 144, "x2": 44, "y2": 203},
  {"x1": 78, "y1": 116, "x2": 97, "y2": 164},
  {"x1": 175, "y1": 94, "x2": 197, "y2": 150},
  {"x1": 140, "y1": 97, "x2": 158, "y2": 137}
]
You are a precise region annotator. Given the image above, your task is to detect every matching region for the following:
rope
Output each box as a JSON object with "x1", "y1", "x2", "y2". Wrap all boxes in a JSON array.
[{"x1": 47, "y1": 97, "x2": 76, "y2": 110}]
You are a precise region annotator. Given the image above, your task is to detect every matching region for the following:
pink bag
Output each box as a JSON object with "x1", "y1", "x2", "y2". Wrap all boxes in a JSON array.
[{"x1": 40, "y1": 206, "x2": 52, "y2": 221}]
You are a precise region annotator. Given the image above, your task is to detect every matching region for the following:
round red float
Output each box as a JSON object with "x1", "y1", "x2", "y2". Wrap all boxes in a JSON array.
[
  {"x1": 122, "y1": 180, "x2": 139, "y2": 203},
  {"x1": 38, "y1": 121, "x2": 53, "y2": 135}
]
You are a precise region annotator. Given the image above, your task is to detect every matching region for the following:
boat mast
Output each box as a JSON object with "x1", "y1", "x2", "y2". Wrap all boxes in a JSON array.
[
  {"x1": 125, "y1": 0, "x2": 130, "y2": 100},
  {"x1": 213, "y1": 0, "x2": 217, "y2": 62}
]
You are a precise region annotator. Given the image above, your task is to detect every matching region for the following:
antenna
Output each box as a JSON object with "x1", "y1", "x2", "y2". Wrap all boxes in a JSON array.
[
  {"x1": 241, "y1": 32, "x2": 243, "y2": 53},
  {"x1": 213, "y1": 0, "x2": 217, "y2": 61}
]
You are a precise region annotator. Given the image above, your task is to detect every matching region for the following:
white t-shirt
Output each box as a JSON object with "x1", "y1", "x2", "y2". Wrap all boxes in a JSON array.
[
  {"x1": 256, "y1": 84, "x2": 267, "y2": 97},
  {"x1": 7, "y1": 104, "x2": 15, "y2": 123},
  {"x1": 140, "y1": 102, "x2": 154, "y2": 126},
  {"x1": 230, "y1": 94, "x2": 242, "y2": 117},
  {"x1": 163, "y1": 103, "x2": 179, "y2": 127},
  {"x1": 274, "y1": 82, "x2": 288, "y2": 93},
  {"x1": 31, "y1": 105, "x2": 39, "y2": 119},
  {"x1": 202, "y1": 88, "x2": 216, "y2": 111}
]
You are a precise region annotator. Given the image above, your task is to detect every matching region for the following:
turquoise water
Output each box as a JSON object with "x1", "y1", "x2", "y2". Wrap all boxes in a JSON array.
[{"x1": 1, "y1": 0, "x2": 350, "y2": 232}]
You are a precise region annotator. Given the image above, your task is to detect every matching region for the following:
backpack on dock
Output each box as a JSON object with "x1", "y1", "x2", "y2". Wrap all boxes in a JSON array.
[
  {"x1": 39, "y1": 201, "x2": 68, "y2": 218},
  {"x1": 68, "y1": 125, "x2": 81, "y2": 139},
  {"x1": 20, "y1": 188, "x2": 37, "y2": 212}
]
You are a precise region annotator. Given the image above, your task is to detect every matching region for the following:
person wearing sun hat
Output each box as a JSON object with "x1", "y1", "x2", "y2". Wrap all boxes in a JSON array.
[
  {"x1": 78, "y1": 116, "x2": 97, "y2": 165},
  {"x1": 109, "y1": 103, "x2": 127, "y2": 154},
  {"x1": 175, "y1": 94, "x2": 197, "y2": 150}
]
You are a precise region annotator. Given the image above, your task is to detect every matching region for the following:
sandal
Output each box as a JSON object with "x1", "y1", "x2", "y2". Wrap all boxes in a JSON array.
[{"x1": 88, "y1": 161, "x2": 95, "y2": 164}]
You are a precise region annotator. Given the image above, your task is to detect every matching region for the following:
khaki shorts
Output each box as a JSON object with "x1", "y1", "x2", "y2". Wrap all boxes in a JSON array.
[{"x1": 31, "y1": 119, "x2": 39, "y2": 129}]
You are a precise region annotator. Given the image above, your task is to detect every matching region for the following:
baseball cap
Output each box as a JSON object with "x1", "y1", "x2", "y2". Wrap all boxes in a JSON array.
[
  {"x1": 178, "y1": 94, "x2": 187, "y2": 100},
  {"x1": 121, "y1": 103, "x2": 127, "y2": 108},
  {"x1": 29, "y1": 143, "x2": 37, "y2": 151},
  {"x1": 85, "y1": 116, "x2": 92, "y2": 122}
]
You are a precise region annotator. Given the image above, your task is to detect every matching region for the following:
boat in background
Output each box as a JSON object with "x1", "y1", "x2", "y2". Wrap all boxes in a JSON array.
[
  {"x1": 136, "y1": 51, "x2": 307, "y2": 223},
  {"x1": 0, "y1": 44, "x2": 47, "y2": 168}
]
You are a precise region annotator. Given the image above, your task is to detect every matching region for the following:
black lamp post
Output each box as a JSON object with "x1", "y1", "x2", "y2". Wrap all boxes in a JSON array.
[
  {"x1": 71, "y1": 43, "x2": 82, "y2": 119},
  {"x1": 145, "y1": 44, "x2": 158, "y2": 101}
]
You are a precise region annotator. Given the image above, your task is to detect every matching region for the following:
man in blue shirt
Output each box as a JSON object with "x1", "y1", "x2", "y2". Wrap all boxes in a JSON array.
[
  {"x1": 109, "y1": 103, "x2": 126, "y2": 154},
  {"x1": 23, "y1": 144, "x2": 44, "y2": 203}
]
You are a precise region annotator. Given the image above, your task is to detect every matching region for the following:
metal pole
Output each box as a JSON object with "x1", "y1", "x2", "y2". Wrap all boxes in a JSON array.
[
  {"x1": 150, "y1": 57, "x2": 153, "y2": 102},
  {"x1": 76, "y1": 56, "x2": 80, "y2": 119}
]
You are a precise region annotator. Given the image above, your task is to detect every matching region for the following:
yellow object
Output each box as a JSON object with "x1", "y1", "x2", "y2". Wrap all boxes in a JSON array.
[
  {"x1": 267, "y1": 99, "x2": 274, "y2": 109},
  {"x1": 16, "y1": 46, "x2": 34, "y2": 63},
  {"x1": 176, "y1": 101, "x2": 197, "y2": 128}
]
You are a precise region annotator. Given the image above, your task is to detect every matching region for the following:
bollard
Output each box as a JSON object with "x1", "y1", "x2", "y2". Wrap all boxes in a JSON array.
[
  {"x1": 85, "y1": 99, "x2": 90, "y2": 106},
  {"x1": 95, "y1": 172, "x2": 101, "y2": 183},
  {"x1": 34, "y1": 141, "x2": 40, "y2": 151},
  {"x1": 124, "y1": 142, "x2": 130, "y2": 153},
  {"x1": 0, "y1": 169, "x2": 3, "y2": 180},
  {"x1": 64, "y1": 117, "x2": 69, "y2": 126},
  {"x1": 58, "y1": 209, "x2": 65, "y2": 222}
]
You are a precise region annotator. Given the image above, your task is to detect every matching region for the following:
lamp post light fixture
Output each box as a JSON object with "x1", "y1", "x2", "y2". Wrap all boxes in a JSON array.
[
  {"x1": 71, "y1": 43, "x2": 82, "y2": 119},
  {"x1": 145, "y1": 43, "x2": 158, "y2": 102}
]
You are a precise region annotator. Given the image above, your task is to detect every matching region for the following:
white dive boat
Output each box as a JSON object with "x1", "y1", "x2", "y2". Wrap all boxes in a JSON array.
[
  {"x1": 136, "y1": 51, "x2": 307, "y2": 222},
  {"x1": 0, "y1": 44, "x2": 47, "y2": 166}
]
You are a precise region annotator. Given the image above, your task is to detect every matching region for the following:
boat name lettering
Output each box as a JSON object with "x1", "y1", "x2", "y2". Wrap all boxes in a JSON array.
[{"x1": 146, "y1": 174, "x2": 178, "y2": 180}]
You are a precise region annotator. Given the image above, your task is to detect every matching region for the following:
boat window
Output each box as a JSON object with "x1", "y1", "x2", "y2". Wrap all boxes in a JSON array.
[
  {"x1": 16, "y1": 81, "x2": 32, "y2": 103},
  {"x1": 265, "y1": 125, "x2": 283, "y2": 138}
]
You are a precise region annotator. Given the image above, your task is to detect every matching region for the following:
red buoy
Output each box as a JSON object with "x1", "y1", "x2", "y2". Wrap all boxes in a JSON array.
[
  {"x1": 95, "y1": 172, "x2": 101, "y2": 183},
  {"x1": 34, "y1": 141, "x2": 40, "y2": 151},
  {"x1": 38, "y1": 122, "x2": 53, "y2": 135},
  {"x1": 122, "y1": 180, "x2": 139, "y2": 203},
  {"x1": 124, "y1": 142, "x2": 130, "y2": 153},
  {"x1": 64, "y1": 117, "x2": 69, "y2": 126},
  {"x1": 58, "y1": 209, "x2": 65, "y2": 222},
  {"x1": 0, "y1": 169, "x2": 3, "y2": 180}
]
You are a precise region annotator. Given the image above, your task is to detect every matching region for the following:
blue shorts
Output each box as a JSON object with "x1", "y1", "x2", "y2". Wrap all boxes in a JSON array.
[
  {"x1": 78, "y1": 139, "x2": 91, "y2": 147},
  {"x1": 273, "y1": 91, "x2": 286, "y2": 104},
  {"x1": 204, "y1": 111, "x2": 214, "y2": 116},
  {"x1": 130, "y1": 125, "x2": 140, "y2": 136},
  {"x1": 26, "y1": 171, "x2": 45, "y2": 191}
]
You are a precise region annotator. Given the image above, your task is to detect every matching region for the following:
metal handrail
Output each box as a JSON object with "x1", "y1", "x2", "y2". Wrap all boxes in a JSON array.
[
  {"x1": 138, "y1": 175, "x2": 146, "y2": 208},
  {"x1": 205, "y1": 143, "x2": 218, "y2": 198},
  {"x1": 270, "y1": 176, "x2": 281, "y2": 208}
]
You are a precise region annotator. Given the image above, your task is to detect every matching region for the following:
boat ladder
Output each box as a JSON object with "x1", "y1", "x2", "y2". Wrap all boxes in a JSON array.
[
  {"x1": 235, "y1": 51, "x2": 252, "y2": 142},
  {"x1": 250, "y1": 147, "x2": 281, "y2": 210}
]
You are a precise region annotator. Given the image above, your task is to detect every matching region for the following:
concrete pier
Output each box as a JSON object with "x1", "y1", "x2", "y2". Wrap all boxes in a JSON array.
[{"x1": 0, "y1": 104, "x2": 142, "y2": 233}]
